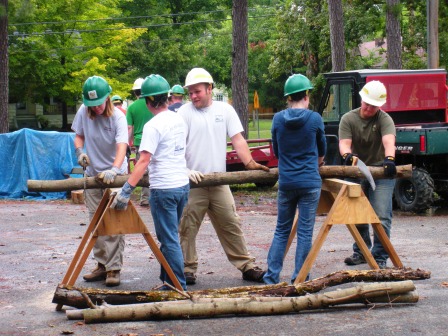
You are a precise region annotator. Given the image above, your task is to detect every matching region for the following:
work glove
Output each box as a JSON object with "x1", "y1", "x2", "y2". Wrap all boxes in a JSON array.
[
  {"x1": 342, "y1": 153, "x2": 358, "y2": 166},
  {"x1": 188, "y1": 169, "x2": 204, "y2": 184},
  {"x1": 110, "y1": 182, "x2": 135, "y2": 211},
  {"x1": 75, "y1": 147, "x2": 90, "y2": 168},
  {"x1": 245, "y1": 159, "x2": 270, "y2": 172},
  {"x1": 383, "y1": 156, "x2": 397, "y2": 178},
  {"x1": 98, "y1": 166, "x2": 121, "y2": 184}
]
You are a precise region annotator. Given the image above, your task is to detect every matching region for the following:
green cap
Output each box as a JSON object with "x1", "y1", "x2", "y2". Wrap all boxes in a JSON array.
[
  {"x1": 141, "y1": 74, "x2": 170, "y2": 98},
  {"x1": 170, "y1": 84, "x2": 185, "y2": 95},
  {"x1": 284, "y1": 74, "x2": 313, "y2": 97},
  {"x1": 111, "y1": 95, "x2": 123, "y2": 103},
  {"x1": 82, "y1": 76, "x2": 112, "y2": 106}
]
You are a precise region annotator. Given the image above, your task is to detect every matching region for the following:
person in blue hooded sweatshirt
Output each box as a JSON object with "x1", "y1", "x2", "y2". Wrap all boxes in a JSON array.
[{"x1": 263, "y1": 74, "x2": 326, "y2": 284}]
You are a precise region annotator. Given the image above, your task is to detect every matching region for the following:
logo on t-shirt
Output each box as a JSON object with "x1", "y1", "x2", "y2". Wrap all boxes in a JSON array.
[{"x1": 215, "y1": 115, "x2": 224, "y2": 123}]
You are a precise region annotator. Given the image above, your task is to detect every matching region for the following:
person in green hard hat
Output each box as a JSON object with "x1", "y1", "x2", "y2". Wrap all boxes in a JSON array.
[
  {"x1": 168, "y1": 84, "x2": 185, "y2": 112},
  {"x1": 111, "y1": 74, "x2": 189, "y2": 290},
  {"x1": 126, "y1": 77, "x2": 153, "y2": 206},
  {"x1": 71, "y1": 75, "x2": 129, "y2": 287},
  {"x1": 263, "y1": 74, "x2": 326, "y2": 285},
  {"x1": 111, "y1": 95, "x2": 126, "y2": 115}
]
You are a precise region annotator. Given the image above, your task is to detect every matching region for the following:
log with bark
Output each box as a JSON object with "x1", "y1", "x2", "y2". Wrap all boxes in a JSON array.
[
  {"x1": 53, "y1": 268, "x2": 430, "y2": 309},
  {"x1": 29, "y1": 164, "x2": 412, "y2": 192},
  {"x1": 68, "y1": 280, "x2": 417, "y2": 323}
]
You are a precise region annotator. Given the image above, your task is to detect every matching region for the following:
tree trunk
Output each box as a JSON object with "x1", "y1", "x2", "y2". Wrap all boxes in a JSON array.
[
  {"x1": 73, "y1": 281, "x2": 417, "y2": 323},
  {"x1": 0, "y1": 0, "x2": 9, "y2": 134},
  {"x1": 27, "y1": 164, "x2": 413, "y2": 192},
  {"x1": 232, "y1": 0, "x2": 249, "y2": 138},
  {"x1": 327, "y1": 0, "x2": 346, "y2": 72},
  {"x1": 54, "y1": 268, "x2": 429, "y2": 309},
  {"x1": 386, "y1": 0, "x2": 403, "y2": 69},
  {"x1": 427, "y1": 0, "x2": 439, "y2": 68}
]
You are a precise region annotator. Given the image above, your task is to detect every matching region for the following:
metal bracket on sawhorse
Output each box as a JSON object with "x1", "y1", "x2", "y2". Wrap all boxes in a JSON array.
[
  {"x1": 54, "y1": 189, "x2": 182, "y2": 311},
  {"x1": 283, "y1": 178, "x2": 403, "y2": 285}
]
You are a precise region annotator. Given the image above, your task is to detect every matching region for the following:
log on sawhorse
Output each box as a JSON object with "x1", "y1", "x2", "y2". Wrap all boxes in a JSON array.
[
  {"x1": 53, "y1": 189, "x2": 183, "y2": 311},
  {"x1": 284, "y1": 178, "x2": 403, "y2": 284}
]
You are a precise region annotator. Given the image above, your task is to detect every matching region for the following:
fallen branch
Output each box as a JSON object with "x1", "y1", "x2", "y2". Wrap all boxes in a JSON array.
[
  {"x1": 53, "y1": 268, "x2": 429, "y2": 309},
  {"x1": 72, "y1": 281, "x2": 417, "y2": 323},
  {"x1": 28, "y1": 165, "x2": 412, "y2": 192}
]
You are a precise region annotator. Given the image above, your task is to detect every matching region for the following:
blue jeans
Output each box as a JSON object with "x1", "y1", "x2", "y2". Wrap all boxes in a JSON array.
[
  {"x1": 149, "y1": 184, "x2": 189, "y2": 290},
  {"x1": 263, "y1": 187, "x2": 321, "y2": 284},
  {"x1": 351, "y1": 178, "x2": 396, "y2": 262}
]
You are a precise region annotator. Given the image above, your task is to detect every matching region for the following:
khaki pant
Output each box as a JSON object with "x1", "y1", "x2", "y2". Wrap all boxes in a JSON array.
[
  {"x1": 179, "y1": 185, "x2": 255, "y2": 274},
  {"x1": 85, "y1": 188, "x2": 125, "y2": 271}
]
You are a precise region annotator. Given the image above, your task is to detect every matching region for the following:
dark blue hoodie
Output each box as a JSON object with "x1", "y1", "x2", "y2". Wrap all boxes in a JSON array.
[{"x1": 271, "y1": 108, "x2": 326, "y2": 190}]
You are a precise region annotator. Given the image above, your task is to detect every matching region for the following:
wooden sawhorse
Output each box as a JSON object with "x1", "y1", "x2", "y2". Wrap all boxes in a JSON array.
[
  {"x1": 284, "y1": 178, "x2": 403, "y2": 285},
  {"x1": 55, "y1": 189, "x2": 182, "y2": 310}
]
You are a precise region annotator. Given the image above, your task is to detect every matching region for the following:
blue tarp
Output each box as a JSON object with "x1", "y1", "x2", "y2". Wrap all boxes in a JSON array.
[{"x1": 0, "y1": 128, "x2": 78, "y2": 200}]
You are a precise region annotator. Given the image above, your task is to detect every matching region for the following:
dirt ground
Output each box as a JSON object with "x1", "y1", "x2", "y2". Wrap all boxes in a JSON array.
[{"x1": 1, "y1": 187, "x2": 447, "y2": 336}]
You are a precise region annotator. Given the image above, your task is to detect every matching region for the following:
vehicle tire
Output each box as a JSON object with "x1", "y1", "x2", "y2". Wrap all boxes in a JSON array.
[
  {"x1": 255, "y1": 181, "x2": 277, "y2": 188},
  {"x1": 394, "y1": 168, "x2": 434, "y2": 212}
]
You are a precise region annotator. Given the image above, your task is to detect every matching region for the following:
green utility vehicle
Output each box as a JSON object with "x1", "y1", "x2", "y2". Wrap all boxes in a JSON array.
[{"x1": 317, "y1": 69, "x2": 448, "y2": 212}]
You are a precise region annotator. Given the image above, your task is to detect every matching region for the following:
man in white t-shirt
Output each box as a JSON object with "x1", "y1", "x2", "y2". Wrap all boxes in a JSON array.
[
  {"x1": 112, "y1": 74, "x2": 189, "y2": 290},
  {"x1": 177, "y1": 68, "x2": 269, "y2": 285}
]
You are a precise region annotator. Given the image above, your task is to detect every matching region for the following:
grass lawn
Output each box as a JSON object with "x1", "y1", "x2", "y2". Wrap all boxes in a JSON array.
[{"x1": 248, "y1": 119, "x2": 272, "y2": 139}]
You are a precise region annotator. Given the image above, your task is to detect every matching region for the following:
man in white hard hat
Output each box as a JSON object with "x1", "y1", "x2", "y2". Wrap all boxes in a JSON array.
[
  {"x1": 126, "y1": 77, "x2": 153, "y2": 206},
  {"x1": 338, "y1": 80, "x2": 397, "y2": 269},
  {"x1": 177, "y1": 67, "x2": 269, "y2": 285}
]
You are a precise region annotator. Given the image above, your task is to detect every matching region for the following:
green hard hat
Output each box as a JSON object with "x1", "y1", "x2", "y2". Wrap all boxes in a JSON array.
[
  {"x1": 111, "y1": 95, "x2": 123, "y2": 103},
  {"x1": 140, "y1": 74, "x2": 170, "y2": 98},
  {"x1": 171, "y1": 84, "x2": 185, "y2": 95},
  {"x1": 82, "y1": 76, "x2": 112, "y2": 106},
  {"x1": 284, "y1": 74, "x2": 313, "y2": 97}
]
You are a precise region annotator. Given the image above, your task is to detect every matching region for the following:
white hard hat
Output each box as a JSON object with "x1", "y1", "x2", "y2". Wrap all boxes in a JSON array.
[
  {"x1": 132, "y1": 77, "x2": 144, "y2": 90},
  {"x1": 184, "y1": 68, "x2": 214, "y2": 87},
  {"x1": 359, "y1": 80, "x2": 387, "y2": 107}
]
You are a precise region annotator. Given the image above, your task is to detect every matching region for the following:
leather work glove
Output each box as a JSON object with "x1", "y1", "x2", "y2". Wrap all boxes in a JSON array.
[
  {"x1": 245, "y1": 159, "x2": 270, "y2": 172},
  {"x1": 75, "y1": 147, "x2": 90, "y2": 168},
  {"x1": 383, "y1": 156, "x2": 397, "y2": 178},
  {"x1": 188, "y1": 169, "x2": 204, "y2": 184},
  {"x1": 98, "y1": 166, "x2": 121, "y2": 184},
  {"x1": 342, "y1": 153, "x2": 358, "y2": 166},
  {"x1": 110, "y1": 182, "x2": 135, "y2": 211}
]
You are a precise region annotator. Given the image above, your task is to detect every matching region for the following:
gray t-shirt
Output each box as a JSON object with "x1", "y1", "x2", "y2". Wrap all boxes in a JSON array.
[
  {"x1": 339, "y1": 108, "x2": 396, "y2": 165},
  {"x1": 72, "y1": 105, "x2": 128, "y2": 176}
]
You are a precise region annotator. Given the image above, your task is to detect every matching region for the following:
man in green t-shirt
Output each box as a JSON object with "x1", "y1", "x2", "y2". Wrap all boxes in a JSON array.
[
  {"x1": 338, "y1": 80, "x2": 397, "y2": 269},
  {"x1": 126, "y1": 77, "x2": 153, "y2": 206}
]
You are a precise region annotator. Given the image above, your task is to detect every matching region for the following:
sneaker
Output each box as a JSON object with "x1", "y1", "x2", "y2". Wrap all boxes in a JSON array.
[
  {"x1": 184, "y1": 272, "x2": 197, "y2": 285},
  {"x1": 376, "y1": 260, "x2": 387, "y2": 269},
  {"x1": 105, "y1": 270, "x2": 121, "y2": 287},
  {"x1": 242, "y1": 266, "x2": 266, "y2": 282},
  {"x1": 140, "y1": 199, "x2": 149, "y2": 207},
  {"x1": 83, "y1": 263, "x2": 107, "y2": 282},
  {"x1": 344, "y1": 253, "x2": 367, "y2": 265}
]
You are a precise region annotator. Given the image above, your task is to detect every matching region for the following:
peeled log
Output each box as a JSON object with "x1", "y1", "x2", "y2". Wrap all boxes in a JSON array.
[
  {"x1": 53, "y1": 268, "x2": 429, "y2": 309},
  {"x1": 77, "y1": 281, "x2": 417, "y2": 323},
  {"x1": 28, "y1": 164, "x2": 412, "y2": 192}
]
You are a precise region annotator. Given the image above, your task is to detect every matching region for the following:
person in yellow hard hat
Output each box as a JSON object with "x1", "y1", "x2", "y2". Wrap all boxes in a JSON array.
[
  {"x1": 177, "y1": 67, "x2": 269, "y2": 286},
  {"x1": 126, "y1": 77, "x2": 153, "y2": 206},
  {"x1": 339, "y1": 80, "x2": 396, "y2": 269},
  {"x1": 71, "y1": 75, "x2": 128, "y2": 287}
]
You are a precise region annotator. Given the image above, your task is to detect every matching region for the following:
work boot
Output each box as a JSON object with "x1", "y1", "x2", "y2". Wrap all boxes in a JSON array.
[
  {"x1": 83, "y1": 263, "x2": 107, "y2": 282},
  {"x1": 184, "y1": 272, "x2": 197, "y2": 285},
  {"x1": 344, "y1": 253, "x2": 367, "y2": 265},
  {"x1": 105, "y1": 270, "x2": 121, "y2": 287},
  {"x1": 376, "y1": 260, "x2": 387, "y2": 269},
  {"x1": 242, "y1": 266, "x2": 266, "y2": 283}
]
